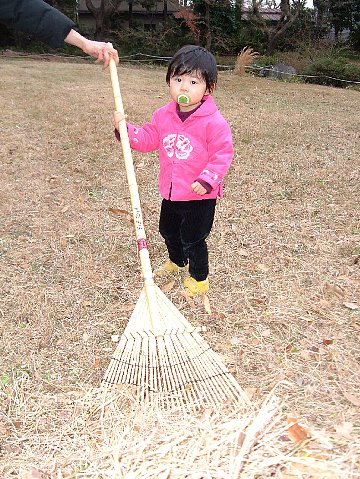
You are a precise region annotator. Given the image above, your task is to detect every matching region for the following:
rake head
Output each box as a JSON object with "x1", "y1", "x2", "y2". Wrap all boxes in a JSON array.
[{"x1": 103, "y1": 285, "x2": 250, "y2": 410}]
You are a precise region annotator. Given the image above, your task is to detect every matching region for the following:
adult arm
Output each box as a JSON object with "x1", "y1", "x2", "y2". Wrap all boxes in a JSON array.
[
  {"x1": 64, "y1": 29, "x2": 119, "y2": 68},
  {"x1": 0, "y1": 0, "x2": 75, "y2": 48},
  {"x1": 0, "y1": 0, "x2": 119, "y2": 66}
]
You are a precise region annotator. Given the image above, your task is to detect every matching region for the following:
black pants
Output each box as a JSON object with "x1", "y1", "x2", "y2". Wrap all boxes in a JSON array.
[{"x1": 159, "y1": 198, "x2": 216, "y2": 282}]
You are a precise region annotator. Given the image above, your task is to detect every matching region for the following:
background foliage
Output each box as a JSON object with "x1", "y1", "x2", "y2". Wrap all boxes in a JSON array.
[{"x1": 1, "y1": 0, "x2": 360, "y2": 86}]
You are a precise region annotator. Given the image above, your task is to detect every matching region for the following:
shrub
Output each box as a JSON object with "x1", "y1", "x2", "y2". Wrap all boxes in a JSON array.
[
  {"x1": 303, "y1": 57, "x2": 360, "y2": 87},
  {"x1": 349, "y1": 25, "x2": 360, "y2": 51}
]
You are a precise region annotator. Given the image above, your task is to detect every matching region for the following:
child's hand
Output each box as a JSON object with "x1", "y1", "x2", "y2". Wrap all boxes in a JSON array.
[
  {"x1": 112, "y1": 111, "x2": 127, "y2": 128},
  {"x1": 191, "y1": 181, "x2": 207, "y2": 195}
]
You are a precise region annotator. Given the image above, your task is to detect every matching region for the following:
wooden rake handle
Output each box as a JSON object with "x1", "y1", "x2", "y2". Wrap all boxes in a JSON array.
[
  {"x1": 109, "y1": 59, "x2": 159, "y2": 324},
  {"x1": 109, "y1": 59, "x2": 146, "y2": 247}
]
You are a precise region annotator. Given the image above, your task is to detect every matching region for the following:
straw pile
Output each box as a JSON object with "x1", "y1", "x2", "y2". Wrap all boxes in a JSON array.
[{"x1": 1, "y1": 384, "x2": 358, "y2": 478}]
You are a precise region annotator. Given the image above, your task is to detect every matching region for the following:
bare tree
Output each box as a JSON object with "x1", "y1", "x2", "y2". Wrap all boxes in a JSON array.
[
  {"x1": 313, "y1": 0, "x2": 330, "y2": 34},
  {"x1": 203, "y1": 0, "x2": 211, "y2": 49},
  {"x1": 85, "y1": 0, "x2": 123, "y2": 40},
  {"x1": 163, "y1": 0, "x2": 168, "y2": 23},
  {"x1": 250, "y1": 0, "x2": 302, "y2": 54}
]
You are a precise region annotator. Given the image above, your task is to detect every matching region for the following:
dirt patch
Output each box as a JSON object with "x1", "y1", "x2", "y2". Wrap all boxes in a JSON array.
[{"x1": 0, "y1": 58, "x2": 359, "y2": 478}]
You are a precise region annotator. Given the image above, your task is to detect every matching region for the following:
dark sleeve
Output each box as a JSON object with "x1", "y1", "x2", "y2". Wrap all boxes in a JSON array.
[{"x1": 0, "y1": 0, "x2": 75, "y2": 48}]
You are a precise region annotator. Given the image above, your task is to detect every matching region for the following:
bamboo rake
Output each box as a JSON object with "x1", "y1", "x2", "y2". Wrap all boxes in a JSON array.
[{"x1": 102, "y1": 59, "x2": 250, "y2": 410}]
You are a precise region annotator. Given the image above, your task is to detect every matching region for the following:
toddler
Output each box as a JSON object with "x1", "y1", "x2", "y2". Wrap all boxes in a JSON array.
[{"x1": 112, "y1": 45, "x2": 233, "y2": 295}]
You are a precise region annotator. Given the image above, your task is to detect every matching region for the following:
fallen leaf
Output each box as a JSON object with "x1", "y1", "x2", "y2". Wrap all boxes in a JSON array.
[
  {"x1": 260, "y1": 328, "x2": 271, "y2": 337},
  {"x1": 108, "y1": 207, "x2": 130, "y2": 216},
  {"x1": 154, "y1": 269, "x2": 167, "y2": 277},
  {"x1": 13, "y1": 420, "x2": 21, "y2": 429},
  {"x1": 323, "y1": 282, "x2": 345, "y2": 298},
  {"x1": 322, "y1": 339, "x2": 334, "y2": 346},
  {"x1": 161, "y1": 280, "x2": 175, "y2": 293},
  {"x1": 79, "y1": 195, "x2": 86, "y2": 208},
  {"x1": 20, "y1": 468, "x2": 42, "y2": 479},
  {"x1": 343, "y1": 302, "x2": 358, "y2": 310},
  {"x1": 202, "y1": 294, "x2": 212, "y2": 314},
  {"x1": 337, "y1": 275, "x2": 360, "y2": 285},
  {"x1": 91, "y1": 358, "x2": 100, "y2": 369},
  {"x1": 285, "y1": 459, "x2": 339, "y2": 479},
  {"x1": 300, "y1": 350, "x2": 311, "y2": 360},
  {"x1": 319, "y1": 299, "x2": 331, "y2": 308},
  {"x1": 351, "y1": 318, "x2": 360, "y2": 330},
  {"x1": 341, "y1": 390, "x2": 360, "y2": 407},
  {"x1": 252, "y1": 297, "x2": 266, "y2": 304},
  {"x1": 245, "y1": 387, "x2": 257, "y2": 400},
  {"x1": 256, "y1": 263, "x2": 271, "y2": 272},
  {"x1": 326, "y1": 350, "x2": 336, "y2": 361},
  {"x1": 287, "y1": 417, "x2": 310, "y2": 444},
  {"x1": 108, "y1": 207, "x2": 133, "y2": 223},
  {"x1": 335, "y1": 421, "x2": 353, "y2": 439},
  {"x1": 180, "y1": 290, "x2": 195, "y2": 309},
  {"x1": 310, "y1": 346, "x2": 320, "y2": 353}
]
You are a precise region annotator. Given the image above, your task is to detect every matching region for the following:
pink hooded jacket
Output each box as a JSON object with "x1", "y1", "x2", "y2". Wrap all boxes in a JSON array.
[{"x1": 122, "y1": 95, "x2": 233, "y2": 201}]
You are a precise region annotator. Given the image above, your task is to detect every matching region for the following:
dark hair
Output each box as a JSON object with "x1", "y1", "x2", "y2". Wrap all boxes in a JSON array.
[{"x1": 166, "y1": 45, "x2": 218, "y2": 93}]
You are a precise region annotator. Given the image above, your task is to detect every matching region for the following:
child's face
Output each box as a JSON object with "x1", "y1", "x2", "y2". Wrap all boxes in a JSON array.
[{"x1": 169, "y1": 72, "x2": 209, "y2": 111}]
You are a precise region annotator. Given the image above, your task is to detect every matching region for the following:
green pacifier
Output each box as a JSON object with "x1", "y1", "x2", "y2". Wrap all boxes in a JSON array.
[{"x1": 177, "y1": 93, "x2": 191, "y2": 105}]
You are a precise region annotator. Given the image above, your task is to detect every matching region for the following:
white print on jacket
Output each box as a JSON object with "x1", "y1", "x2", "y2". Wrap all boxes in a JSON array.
[{"x1": 163, "y1": 134, "x2": 193, "y2": 160}]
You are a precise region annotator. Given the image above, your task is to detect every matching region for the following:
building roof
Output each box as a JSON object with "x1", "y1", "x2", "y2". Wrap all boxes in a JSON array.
[
  {"x1": 241, "y1": 6, "x2": 282, "y2": 21},
  {"x1": 77, "y1": 0, "x2": 180, "y2": 14}
]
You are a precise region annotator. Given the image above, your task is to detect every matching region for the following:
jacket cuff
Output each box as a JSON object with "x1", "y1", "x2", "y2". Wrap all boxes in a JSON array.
[
  {"x1": 114, "y1": 124, "x2": 137, "y2": 146},
  {"x1": 198, "y1": 169, "x2": 221, "y2": 190},
  {"x1": 126, "y1": 123, "x2": 140, "y2": 145}
]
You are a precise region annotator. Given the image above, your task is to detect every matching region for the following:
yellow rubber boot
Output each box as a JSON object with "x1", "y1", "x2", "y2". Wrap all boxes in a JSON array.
[
  {"x1": 183, "y1": 276, "x2": 209, "y2": 296},
  {"x1": 163, "y1": 260, "x2": 189, "y2": 273}
]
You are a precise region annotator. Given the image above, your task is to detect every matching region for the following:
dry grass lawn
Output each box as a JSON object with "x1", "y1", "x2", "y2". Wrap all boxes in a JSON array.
[{"x1": 0, "y1": 57, "x2": 359, "y2": 478}]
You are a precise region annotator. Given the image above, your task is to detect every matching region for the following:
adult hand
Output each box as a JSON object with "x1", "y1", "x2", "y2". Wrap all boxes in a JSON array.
[
  {"x1": 82, "y1": 39, "x2": 119, "y2": 69},
  {"x1": 64, "y1": 30, "x2": 119, "y2": 68}
]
